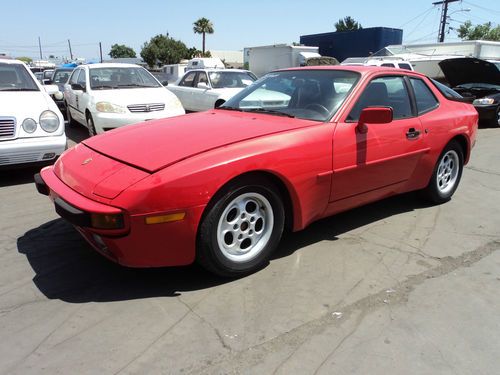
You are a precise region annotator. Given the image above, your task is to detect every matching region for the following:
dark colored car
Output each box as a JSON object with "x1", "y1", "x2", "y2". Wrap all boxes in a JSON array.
[
  {"x1": 439, "y1": 58, "x2": 500, "y2": 127},
  {"x1": 46, "y1": 67, "x2": 75, "y2": 114}
]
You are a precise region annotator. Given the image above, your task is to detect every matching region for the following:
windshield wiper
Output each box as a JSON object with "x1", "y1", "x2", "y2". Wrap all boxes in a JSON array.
[
  {"x1": 92, "y1": 85, "x2": 117, "y2": 90},
  {"x1": 218, "y1": 106, "x2": 243, "y2": 112},
  {"x1": 0, "y1": 88, "x2": 38, "y2": 92},
  {"x1": 117, "y1": 83, "x2": 154, "y2": 88},
  {"x1": 242, "y1": 108, "x2": 295, "y2": 118}
]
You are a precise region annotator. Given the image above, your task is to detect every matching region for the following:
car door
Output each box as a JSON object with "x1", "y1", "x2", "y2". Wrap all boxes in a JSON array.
[
  {"x1": 65, "y1": 68, "x2": 81, "y2": 121},
  {"x1": 193, "y1": 71, "x2": 214, "y2": 111},
  {"x1": 72, "y1": 69, "x2": 88, "y2": 123},
  {"x1": 330, "y1": 75, "x2": 428, "y2": 202},
  {"x1": 172, "y1": 71, "x2": 197, "y2": 111}
]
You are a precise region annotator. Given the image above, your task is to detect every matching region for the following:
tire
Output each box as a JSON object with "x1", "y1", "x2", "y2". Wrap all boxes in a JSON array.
[
  {"x1": 494, "y1": 106, "x2": 500, "y2": 128},
  {"x1": 214, "y1": 99, "x2": 225, "y2": 109},
  {"x1": 86, "y1": 113, "x2": 97, "y2": 137},
  {"x1": 422, "y1": 140, "x2": 464, "y2": 204},
  {"x1": 197, "y1": 177, "x2": 285, "y2": 277},
  {"x1": 66, "y1": 104, "x2": 76, "y2": 126}
]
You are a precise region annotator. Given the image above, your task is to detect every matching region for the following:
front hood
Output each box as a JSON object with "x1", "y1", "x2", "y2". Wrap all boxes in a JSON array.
[
  {"x1": 90, "y1": 87, "x2": 175, "y2": 106},
  {"x1": 0, "y1": 91, "x2": 51, "y2": 114},
  {"x1": 439, "y1": 58, "x2": 500, "y2": 87},
  {"x1": 83, "y1": 110, "x2": 318, "y2": 172}
]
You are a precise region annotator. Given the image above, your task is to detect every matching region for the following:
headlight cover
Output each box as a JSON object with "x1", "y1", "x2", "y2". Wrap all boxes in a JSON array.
[
  {"x1": 473, "y1": 97, "x2": 495, "y2": 105},
  {"x1": 96, "y1": 102, "x2": 126, "y2": 113},
  {"x1": 22, "y1": 118, "x2": 37, "y2": 133},
  {"x1": 39, "y1": 110, "x2": 60, "y2": 132}
]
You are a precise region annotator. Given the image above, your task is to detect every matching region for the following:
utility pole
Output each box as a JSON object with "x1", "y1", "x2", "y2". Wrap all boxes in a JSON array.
[
  {"x1": 433, "y1": 0, "x2": 460, "y2": 42},
  {"x1": 68, "y1": 39, "x2": 73, "y2": 61},
  {"x1": 99, "y1": 42, "x2": 103, "y2": 63},
  {"x1": 38, "y1": 36, "x2": 43, "y2": 59}
]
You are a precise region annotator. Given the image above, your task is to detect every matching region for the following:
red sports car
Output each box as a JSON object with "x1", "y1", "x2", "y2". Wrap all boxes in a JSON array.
[{"x1": 35, "y1": 66, "x2": 478, "y2": 276}]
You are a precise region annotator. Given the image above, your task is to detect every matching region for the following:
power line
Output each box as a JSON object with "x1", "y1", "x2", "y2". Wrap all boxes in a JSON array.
[
  {"x1": 405, "y1": 8, "x2": 439, "y2": 38},
  {"x1": 398, "y1": 7, "x2": 435, "y2": 28},
  {"x1": 462, "y1": 0, "x2": 500, "y2": 14}
]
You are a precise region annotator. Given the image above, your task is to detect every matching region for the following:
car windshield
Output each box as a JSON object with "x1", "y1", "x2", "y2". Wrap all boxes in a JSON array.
[
  {"x1": 52, "y1": 69, "x2": 73, "y2": 84},
  {"x1": 208, "y1": 71, "x2": 257, "y2": 89},
  {"x1": 89, "y1": 67, "x2": 161, "y2": 89},
  {"x1": 222, "y1": 69, "x2": 360, "y2": 121},
  {"x1": 0, "y1": 63, "x2": 39, "y2": 91}
]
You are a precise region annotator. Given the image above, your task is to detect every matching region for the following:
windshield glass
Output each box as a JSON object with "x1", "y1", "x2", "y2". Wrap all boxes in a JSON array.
[
  {"x1": 208, "y1": 71, "x2": 257, "y2": 89},
  {"x1": 222, "y1": 69, "x2": 360, "y2": 121},
  {"x1": 89, "y1": 67, "x2": 161, "y2": 89},
  {"x1": 0, "y1": 63, "x2": 39, "y2": 91},
  {"x1": 52, "y1": 69, "x2": 73, "y2": 84}
]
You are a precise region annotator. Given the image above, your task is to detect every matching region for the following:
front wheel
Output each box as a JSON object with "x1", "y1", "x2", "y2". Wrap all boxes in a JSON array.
[
  {"x1": 197, "y1": 178, "x2": 285, "y2": 277},
  {"x1": 422, "y1": 140, "x2": 464, "y2": 204},
  {"x1": 86, "y1": 113, "x2": 97, "y2": 137}
]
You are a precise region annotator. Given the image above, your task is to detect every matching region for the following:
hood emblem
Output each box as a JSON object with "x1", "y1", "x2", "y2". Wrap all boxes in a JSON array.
[{"x1": 81, "y1": 157, "x2": 93, "y2": 165}]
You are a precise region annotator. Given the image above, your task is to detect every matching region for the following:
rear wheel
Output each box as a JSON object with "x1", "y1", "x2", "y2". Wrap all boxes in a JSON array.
[
  {"x1": 197, "y1": 177, "x2": 285, "y2": 277},
  {"x1": 494, "y1": 106, "x2": 500, "y2": 128},
  {"x1": 422, "y1": 140, "x2": 464, "y2": 204},
  {"x1": 86, "y1": 113, "x2": 97, "y2": 137}
]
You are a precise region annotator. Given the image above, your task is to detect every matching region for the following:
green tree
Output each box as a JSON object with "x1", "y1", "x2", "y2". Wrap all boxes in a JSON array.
[
  {"x1": 457, "y1": 21, "x2": 500, "y2": 41},
  {"x1": 17, "y1": 56, "x2": 32, "y2": 64},
  {"x1": 335, "y1": 16, "x2": 362, "y2": 32},
  {"x1": 193, "y1": 17, "x2": 214, "y2": 54},
  {"x1": 109, "y1": 44, "x2": 137, "y2": 58},
  {"x1": 140, "y1": 34, "x2": 190, "y2": 67}
]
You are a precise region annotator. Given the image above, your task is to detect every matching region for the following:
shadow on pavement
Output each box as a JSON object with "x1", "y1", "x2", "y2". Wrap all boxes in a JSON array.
[
  {"x1": 0, "y1": 165, "x2": 45, "y2": 187},
  {"x1": 65, "y1": 123, "x2": 89, "y2": 145},
  {"x1": 18, "y1": 192, "x2": 429, "y2": 303}
]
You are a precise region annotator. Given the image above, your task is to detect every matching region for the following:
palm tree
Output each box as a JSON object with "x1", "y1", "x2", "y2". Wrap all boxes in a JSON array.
[{"x1": 193, "y1": 17, "x2": 214, "y2": 54}]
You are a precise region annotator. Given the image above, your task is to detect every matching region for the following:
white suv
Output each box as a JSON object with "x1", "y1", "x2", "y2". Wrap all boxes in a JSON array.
[
  {"x1": 0, "y1": 58, "x2": 66, "y2": 167},
  {"x1": 64, "y1": 63, "x2": 185, "y2": 136}
]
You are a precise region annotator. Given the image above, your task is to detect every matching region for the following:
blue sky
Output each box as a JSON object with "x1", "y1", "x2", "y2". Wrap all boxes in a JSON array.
[{"x1": 1, "y1": 0, "x2": 498, "y2": 60}]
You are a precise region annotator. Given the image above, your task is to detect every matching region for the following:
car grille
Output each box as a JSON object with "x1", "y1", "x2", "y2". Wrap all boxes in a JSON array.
[
  {"x1": 127, "y1": 103, "x2": 165, "y2": 113},
  {"x1": 0, "y1": 117, "x2": 16, "y2": 140},
  {"x1": 0, "y1": 152, "x2": 41, "y2": 166}
]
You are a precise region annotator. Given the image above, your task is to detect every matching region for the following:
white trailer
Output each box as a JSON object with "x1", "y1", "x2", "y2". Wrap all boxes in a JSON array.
[{"x1": 245, "y1": 44, "x2": 321, "y2": 77}]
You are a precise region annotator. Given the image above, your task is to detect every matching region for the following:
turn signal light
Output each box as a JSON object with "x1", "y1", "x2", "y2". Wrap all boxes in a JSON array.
[
  {"x1": 145, "y1": 212, "x2": 185, "y2": 225},
  {"x1": 91, "y1": 213, "x2": 125, "y2": 229}
]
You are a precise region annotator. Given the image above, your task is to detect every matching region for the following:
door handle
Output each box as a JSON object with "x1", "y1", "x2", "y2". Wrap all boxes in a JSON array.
[{"x1": 406, "y1": 128, "x2": 420, "y2": 139}]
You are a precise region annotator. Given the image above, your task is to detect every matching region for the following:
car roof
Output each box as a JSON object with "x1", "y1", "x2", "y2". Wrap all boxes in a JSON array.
[
  {"x1": 187, "y1": 68, "x2": 250, "y2": 73},
  {"x1": 0, "y1": 58, "x2": 27, "y2": 65},
  {"x1": 276, "y1": 65, "x2": 428, "y2": 78},
  {"x1": 85, "y1": 63, "x2": 142, "y2": 69}
]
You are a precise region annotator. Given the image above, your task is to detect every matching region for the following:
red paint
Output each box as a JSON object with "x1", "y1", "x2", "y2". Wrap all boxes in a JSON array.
[{"x1": 38, "y1": 66, "x2": 478, "y2": 268}]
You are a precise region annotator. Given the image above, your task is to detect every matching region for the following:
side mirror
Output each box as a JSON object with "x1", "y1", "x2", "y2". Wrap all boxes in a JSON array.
[
  {"x1": 71, "y1": 83, "x2": 86, "y2": 92},
  {"x1": 161, "y1": 80, "x2": 169, "y2": 86},
  {"x1": 43, "y1": 84, "x2": 60, "y2": 95},
  {"x1": 357, "y1": 107, "x2": 393, "y2": 133},
  {"x1": 197, "y1": 82, "x2": 209, "y2": 89},
  {"x1": 43, "y1": 79, "x2": 52, "y2": 85}
]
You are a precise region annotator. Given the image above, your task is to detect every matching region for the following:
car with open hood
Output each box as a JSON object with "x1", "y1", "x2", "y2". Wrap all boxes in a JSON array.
[
  {"x1": 35, "y1": 66, "x2": 478, "y2": 277},
  {"x1": 439, "y1": 57, "x2": 500, "y2": 127}
]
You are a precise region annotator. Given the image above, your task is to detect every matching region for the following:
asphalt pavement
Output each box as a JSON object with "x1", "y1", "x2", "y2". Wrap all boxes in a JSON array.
[{"x1": 0, "y1": 125, "x2": 499, "y2": 374}]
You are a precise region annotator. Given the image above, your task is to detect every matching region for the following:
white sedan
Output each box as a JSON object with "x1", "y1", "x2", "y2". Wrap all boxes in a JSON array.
[
  {"x1": 0, "y1": 58, "x2": 66, "y2": 167},
  {"x1": 167, "y1": 69, "x2": 257, "y2": 112},
  {"x1": 64, "y1": 63, "x2": 185, "y2": 136}
]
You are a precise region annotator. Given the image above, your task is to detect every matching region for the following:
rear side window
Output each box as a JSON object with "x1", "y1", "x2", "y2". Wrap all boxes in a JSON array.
[
  {"x1": 398, "y1": 63, "x2": 412, "y2": 70},
  {"x1": 381, "y1": 63, "x2": 395, "y2": 68},
  {"x1": 179, "y1": 71, "x2": 196, "y2": 87},
  {"x1": 430, "y1": 78, "x2": 463, "y2": 100},
  {"x1": 409, "y1": 78, "x2": 439, "y2": 115}
]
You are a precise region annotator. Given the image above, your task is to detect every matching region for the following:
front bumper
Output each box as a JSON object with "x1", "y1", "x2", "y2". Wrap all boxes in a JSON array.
[
  {"x1": 92, "y1": 108, "x2": 185, "y2": 133},
  {"x1": 36, "y1": 167, "x2": 204, "y2": 267},
  {"x1": 0, "y1": 133, "x2": 66, "y2": 166},
  {"x1": 474, "y1": 104, "x2": 498, "y2": 124}
]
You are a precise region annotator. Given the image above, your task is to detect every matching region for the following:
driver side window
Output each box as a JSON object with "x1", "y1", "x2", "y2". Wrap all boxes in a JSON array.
[{"x1": 347, "y1": 76, "x2": 412, "y2": 122}]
